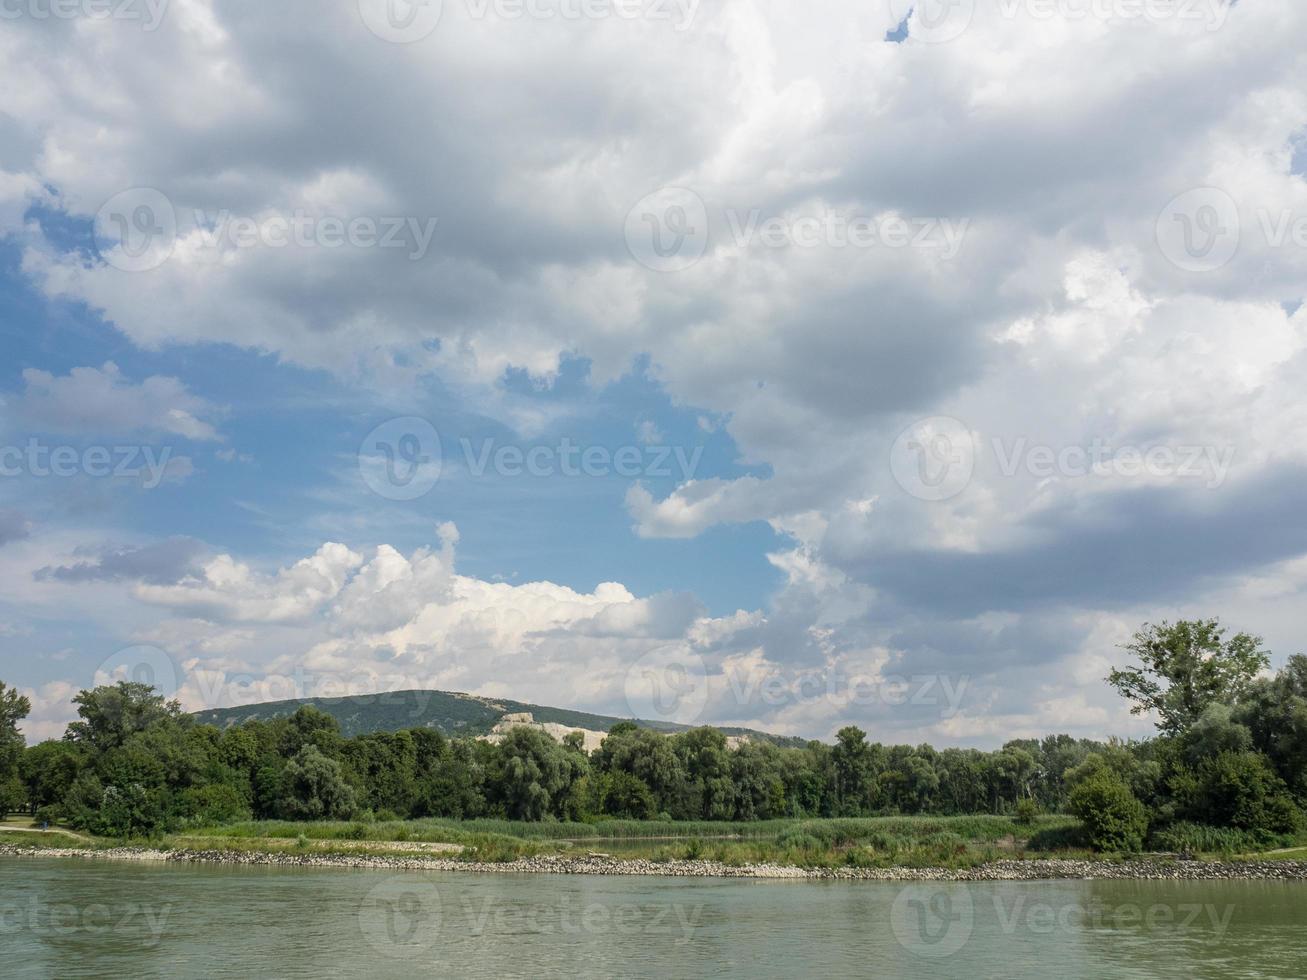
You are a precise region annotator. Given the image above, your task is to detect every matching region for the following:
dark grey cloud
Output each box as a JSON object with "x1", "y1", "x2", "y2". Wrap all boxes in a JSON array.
[
  {"x1": 9, "y1": 364, "x2": 220, "y2": 441},
  {"x1": 834, "y1": 464, "x2": 1307, "y2": 620},
  {"x1": 569, "y1": 590, "x2": 706, "y2": 640},
  {"x1": 35, "y1": 537, "x2": 206, "y2": 585},
  {"x1": 882, "y1": 614, "x2": 1082, "y2": 678},
  {"x1": 0, "y1": 510, "x2": 31, "y2": 547}
]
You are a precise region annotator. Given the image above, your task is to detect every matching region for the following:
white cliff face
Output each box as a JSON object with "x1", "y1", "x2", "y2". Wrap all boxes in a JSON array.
[
  {"x1": 481, "y1": 712, "x2": 754, "y2": 753},
  {"x1": 481, "y1": 713, "x2": 609, "y2": 753}
]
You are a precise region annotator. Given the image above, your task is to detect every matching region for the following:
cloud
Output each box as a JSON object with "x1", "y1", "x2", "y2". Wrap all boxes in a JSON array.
[
  {"x1": 0, "y1": 510, "x2": 31, "y2": 548},
  {"x1": 4, "y1": 2, "x2": 1307, "y2": 745},
  {"x1": 133, "y1": 542, "x2": 364, "y2": 624},
  {"x1": 104, "y1": 529, "x2": 991, "y2": 742},
  {"x1": 6, "y1": 363, "x2": 222, "y2": 441},
  {"x1": 0, "y1": 170, "x2": 48, "y2": 235},
  {"x1": 17, "y1": 681, "x2": 80, "y2": 744},
  {"x1": 35, "y1": 536, "x2": 207, "y2": 585}
]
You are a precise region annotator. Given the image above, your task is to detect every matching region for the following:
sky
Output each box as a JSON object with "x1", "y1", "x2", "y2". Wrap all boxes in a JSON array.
[{"x1": 1, "y1": 0, "x2": 1305, "y2": 746}]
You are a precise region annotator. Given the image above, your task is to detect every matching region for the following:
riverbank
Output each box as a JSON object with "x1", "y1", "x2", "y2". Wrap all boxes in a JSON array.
[{"x1": 5, "y1": 842, "x2": 1307, "y2": 881}]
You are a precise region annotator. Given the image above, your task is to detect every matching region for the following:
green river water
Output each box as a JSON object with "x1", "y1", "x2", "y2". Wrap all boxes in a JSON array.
[{"x1": 2, "y1": 858, "x2": 1305, "y2": 978}]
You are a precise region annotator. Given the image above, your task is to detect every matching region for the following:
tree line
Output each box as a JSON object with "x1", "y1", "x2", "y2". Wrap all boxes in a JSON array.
[{"x1": 1, "y1": 620, "x2": 1304, "y2": 851}]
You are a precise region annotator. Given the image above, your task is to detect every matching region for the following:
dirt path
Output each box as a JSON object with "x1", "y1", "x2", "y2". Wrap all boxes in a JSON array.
[
  {"x1": 0, "y1": 824, "x2": 95, "y2": 844},
  {"x1": 1239, "y1": 846, "x2": 1307, "y2": 858}
]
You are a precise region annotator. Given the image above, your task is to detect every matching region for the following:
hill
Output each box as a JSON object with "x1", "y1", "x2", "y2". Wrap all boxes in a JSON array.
[{"x1": 191, "y1": 689, "x2": 806, "y2": 747}]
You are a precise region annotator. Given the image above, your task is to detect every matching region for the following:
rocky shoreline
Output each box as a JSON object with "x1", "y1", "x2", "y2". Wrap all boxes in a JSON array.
[{"x1": 4, "y1": 843, "x2": 1307, "y2": 881}]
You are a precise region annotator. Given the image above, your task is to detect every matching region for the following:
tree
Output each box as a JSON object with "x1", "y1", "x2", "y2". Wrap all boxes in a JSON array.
[
  {"x1": 594, "y1": 770, "x2": 655, "y2": 819},
  {"x1": 831, "y1": 726, "x2": 874, "y2": 816},
  {"x1": 96, "y1": 783, "x2": 166, "y2": 838},
  {"x1": 65, "y1": 682, "x2": 183, "y2": 752},
  {"x1": 19, "y1": 740, "x2": 83, "y2": 814},
  {"x1": 1, "y1": 681, "x2": 31, "y2": 813},
  {"x1": 493, "y1": 727, "x2": 587, "y2": 821},
  {"x1": 1108, "y1": 620, "x2": 1269, "y2": 736},
  {"x1": 1237, "y1": 655, "x2": 1307, "y2": 796},
  {"x1": 1, "y1": 683, "x2": 30, "y2": 763},
  {"x1": 596, "y1": 726, "x2": 685, "y2": 815},
  {"x1": 673, "y1": 728, "x2": 735, "y2": 820},
  {"x1": 731, "y1": 741, "x2": 785, "y2": 820},
  {"x1": 345, "y1": 731, "x2": 418, "y2": 816},
  {"x1": 1171, "y1": 751, "x2": 1301, "y2": 838},
  {"x1": 779, "y1": 743, "x2": 831, "y2": 817},
  {"x1": 279, "y1": 705, "x2": 344, "y2": 757},
  {"x1": 177, "y1": 784, "x2": 251, "y2": 825},
  {"x1": 1068, "y1": 767, "x2": 1148, "y2": 852},
  {"x1": 900, "y1": 754, "x2": 941, "y2": 814},
  {"x1": 415, "y1": 739, "x2": 486, "y2": 819},
  {"x1": 1063, "y1": 739, "x2": 1162, "y2": 809},
  {"x1": 277, "y1": 745, "x2": 357, "y2": 820},
  {"x1": 1182, "y1": 704, "x2": 1253, "y2": 764}
]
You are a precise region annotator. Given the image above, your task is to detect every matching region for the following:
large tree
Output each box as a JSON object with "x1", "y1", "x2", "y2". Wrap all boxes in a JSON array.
[
  {"x1": 831, "y1": 726, "x2": 875, "y2": 815},
  {"x1": 1, "y1": 681, "x2": 32, "y2": 813},
  {"x1": 65, "y1": 682, "x2": 184, "y2": 752},
  {"x1": 1107, "y1": 620, "x2": 1269, "y2": 736},
  {"x1": 493, "y1": 726, "x2": 587, "y2": 821},
  {"x1": 1235, "y1": 655, "x2": 1307, "y2": 796},
  {"x1": 277, "y1": 745, "x2": 357, "y2": 821},
  {"x1": 1, "y1": 681, "x2": 30, "y2": 766}
]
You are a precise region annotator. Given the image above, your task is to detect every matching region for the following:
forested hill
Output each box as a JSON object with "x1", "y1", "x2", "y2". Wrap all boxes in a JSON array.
[{"x1": 191, "y1": 689, "x2": 805, "y2": 746}]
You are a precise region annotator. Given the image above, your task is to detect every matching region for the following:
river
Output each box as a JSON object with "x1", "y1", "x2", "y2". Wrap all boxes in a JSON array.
[{"x1": 2, "y1": 858, "x2": 1305, "y2": 977}]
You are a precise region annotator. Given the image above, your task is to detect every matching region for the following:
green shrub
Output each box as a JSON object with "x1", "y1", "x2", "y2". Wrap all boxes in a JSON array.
[
  {"x1": 177, "y1": 784, "x2": 251, "y2": 826},
  {"x1": 0, "y1": 775, "x2": 25, "y2": 816},
  {"x1": 1013, "y1": 799, "x2": 1040, "y2": 827},
  {"x1": 277, "y1": 746, "x2": 357, "y2": 822},
  {"x1": 1027, "y1": 821, "x2": 1087, "y2": 851},
  {"x1": 1183, "y1": 752, "x2": 1304, "y2": 836},
  {"x1": 96, "y1": 783, "x2": 167, "y2": 839},
  {"x1": 1068, "y1": 771, "x2": 1148, "y2": 853},
  {"x1": 33, "y1": 804, "x2": 62, "y2": 826},
  {"x1": 775, "y1": 829, "x2": 822, "y2": 851}
]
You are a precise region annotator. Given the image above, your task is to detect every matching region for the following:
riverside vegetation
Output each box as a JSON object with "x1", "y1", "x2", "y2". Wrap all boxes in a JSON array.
[{"x1": 2, "y1": 619, "x2": 1306, "y2": 870}]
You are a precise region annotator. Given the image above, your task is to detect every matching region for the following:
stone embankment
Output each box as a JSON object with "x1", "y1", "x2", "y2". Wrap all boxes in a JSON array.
[{"x1": 4, "y1": 844, "x2": 1306, "y2": 881}]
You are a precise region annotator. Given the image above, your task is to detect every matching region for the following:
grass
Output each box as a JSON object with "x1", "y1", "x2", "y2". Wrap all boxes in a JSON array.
[
  {"x1": 18, "y1": 814, "x2": 1303, "y2": 870},
  {"x1": 1148, "y1": 821, "x2": 1306, "y2": 856},
  {"x1": 0, "y1": 828, "x2": 107, "y2": 850},
  {"x1": 186, "y1": 813, "x2": 1073, "y2": 841},
  {"x1": 175, "y1": 814, "x2": 1084, "y2": 867},
  {"x1": 1247, "y1": 846, "x2": 1307, "y2": 861}
]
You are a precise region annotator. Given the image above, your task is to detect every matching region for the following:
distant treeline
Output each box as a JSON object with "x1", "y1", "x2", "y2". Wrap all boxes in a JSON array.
[{"x1": 2, "y1": 620, "x2": 1304, "y2": 852}]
